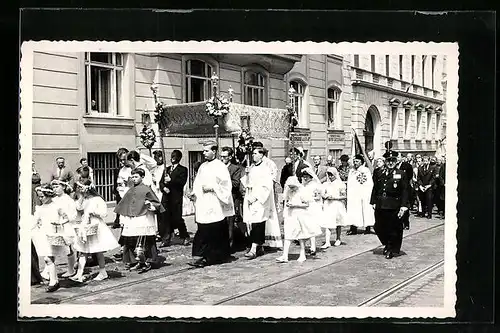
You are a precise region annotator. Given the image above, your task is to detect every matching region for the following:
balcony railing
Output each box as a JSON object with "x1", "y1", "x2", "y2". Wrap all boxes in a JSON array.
[{"x1": 351, "y1": 67, "x2": 442, "y2": 100}]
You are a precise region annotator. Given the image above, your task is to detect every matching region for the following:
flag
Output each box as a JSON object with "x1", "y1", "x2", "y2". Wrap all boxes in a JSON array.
[{"x1": 351, "y1": 128, "x2": 374, "y2": 173}]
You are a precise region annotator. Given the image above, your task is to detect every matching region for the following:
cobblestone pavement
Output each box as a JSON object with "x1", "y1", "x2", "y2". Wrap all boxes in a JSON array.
[{"x1": 31, "y1": 213, "x2": 445, "y2": 306}]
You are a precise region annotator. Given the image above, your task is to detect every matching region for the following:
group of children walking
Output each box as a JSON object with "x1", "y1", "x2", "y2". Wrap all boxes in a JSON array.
[{"x1": 277, "y1": 166, "x2": 347, "y2": 263}]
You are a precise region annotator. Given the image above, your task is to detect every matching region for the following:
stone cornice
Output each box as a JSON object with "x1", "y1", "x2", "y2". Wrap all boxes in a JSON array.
[{"x1": 352, "y1": 79, "x2": 445, "y2": 105}]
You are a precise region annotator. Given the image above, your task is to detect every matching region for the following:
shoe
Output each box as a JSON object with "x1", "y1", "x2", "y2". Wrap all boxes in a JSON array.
[
  {"x1": 296, "y1": 256, "x2": 306, "y2": 263},
  {"x1": 159, "y1": 241, "x2": 171, "y2": 248},
  {"x1": 333, "y1": 240, "x2": 342, "y2": 247},
  {"x1": 46, "y1": 283, "x2": 60, "y2": 293},
  {"x1": 309, "y1": 251, "x2": 317, "y2": 257},
  {"x1": 244, "y1": 251, "x2": 257, "y2": 260},
  {"x1": 113, "y1": 253, "x2": 123, "y2": 259},
  {"x1": 404, "y1": 226, "x2": 410, "y2": 230},
  {"x1": 385, "y1": 251, "x2": 394, "y2": 259},
  {"x1": 256, "y1": 246, "x2": 265, "y2": 257},
  {"x1": 129, "y1": 263, "x2": 141, "y2": 271},
  {"x1": 61, "y1": 271, "x2": 76, "y2": 278},
  {"x1": 138, "y1": 263, "x2": 151, "y2": 274},
  {"x1": 276, "y1": 256, "x2": 288, "y2": 263},
  {"x1": 383, "y1": 246, "x2": 388, "y2": 255},
  {"x1": 426, "y1": 215, "x2": 432, "y2": 219},
  {"x1": 320, "y1": 243, "x2": 331, "y2": 249},
  {"x1": 69, "y1": 275, "x2": 84, "y2": 283},
  {"x1": 188, "y1": 258, "x2": 207, "y2": 268}
]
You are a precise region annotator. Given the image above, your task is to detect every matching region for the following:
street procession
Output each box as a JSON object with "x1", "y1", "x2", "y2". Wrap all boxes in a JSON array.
[{"x1": 26, "y1": 51, "x2": 448, "y2": 306}]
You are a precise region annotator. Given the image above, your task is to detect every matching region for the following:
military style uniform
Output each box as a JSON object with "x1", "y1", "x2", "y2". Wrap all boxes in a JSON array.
[{"x1": 370, "y1": 156, "x2": 409, "y2": 258}]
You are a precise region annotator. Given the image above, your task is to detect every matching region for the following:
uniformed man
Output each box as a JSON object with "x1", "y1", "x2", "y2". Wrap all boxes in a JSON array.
[{"x1": 370, "y1": 151, "x2": 409, "y2": 259}]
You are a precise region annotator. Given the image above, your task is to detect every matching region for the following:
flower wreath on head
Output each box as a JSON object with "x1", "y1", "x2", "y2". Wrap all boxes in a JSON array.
[
  {"x1": 76, "y1": 181, "x2": 95, "y2": 192},
  {"x1": 206, "y1": 96, "x2": 230, "y2": 117},
  {"x1": 356, "y1": 171, "x2": 368, "y2": 184}
]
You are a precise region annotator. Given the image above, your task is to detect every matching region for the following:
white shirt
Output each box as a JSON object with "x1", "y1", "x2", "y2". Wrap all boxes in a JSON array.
[
  {"x1": 192, "y1": 158, "x2": 234, "y2": 224},
  {"x1": 151, "y1": 164, "x2": 165, "y2": 200},
  {"x1": 263, "y1": 156, "x2": 278, "y2": 182}
]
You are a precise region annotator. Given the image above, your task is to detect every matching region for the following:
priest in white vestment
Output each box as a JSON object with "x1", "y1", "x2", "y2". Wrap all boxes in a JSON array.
[
  {"x1": 188, "y1": 142, "x2": 235, "y2": 268},
  {"x1": 346, "y1": 154, "x2": 375, "y2": 233},
  {"x1": 241, "y1": 147, "x2": 274, "y2": 259},
  {"x1": 252, "y1": 142, "x2": 283, "y2": 249}
]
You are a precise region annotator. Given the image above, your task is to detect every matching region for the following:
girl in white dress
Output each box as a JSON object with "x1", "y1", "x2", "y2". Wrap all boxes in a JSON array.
[
  {"x1": 71, "y1": 180, "x2": 120, "y2": 282},
  {"x1": 320, "y1": 167, "x2": 348, "y2": 248},
  {"x1": 51, "y1": 180, "x2": 78, "y2": 278},
  {"x1": 276, "y1": 176, "x2": 322, "y2": 263},
  {"x1": 299, "y1": 167, "x2": 323, "y2": 256},
  {"x1": 32, "y1": 184, "x2": 71, "y2": 292}
]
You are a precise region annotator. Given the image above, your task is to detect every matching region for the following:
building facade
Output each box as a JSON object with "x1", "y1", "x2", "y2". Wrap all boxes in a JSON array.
[{"x1": 30, "y1": 51, "x2": 446, "y2": 204}]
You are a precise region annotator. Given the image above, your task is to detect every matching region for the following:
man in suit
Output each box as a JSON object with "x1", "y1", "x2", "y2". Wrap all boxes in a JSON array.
[
  {"x1": 279, "y1": 157, "x2": 293, "y2": 190},
  {"x1": 437, "y1": 156, "x2": 446, "y2": 219},
  {"x1": 50, "y1": 157, "x2": 74, "y2": 194},
  {"x1": 220, "y1": 147, "x2": 245, "y2": 251},
  {"x1": 290, "y1": 147, "x2": 310, "y2": 182},
  {"x1": 396, "y1": 152, "x2": 414, "y2": 230},
  {"x1": 159, "y1": 150, "x2": 190, "y2": 247},
  {"x1": 371, "y1": 151, "x2": 409, "y2": 259},
  {"x1": 417, "y1": 155, "x2": 438, "y2": 219},
  {"x1": 312, "y1": 155, "x2": 328, "y2": 183}
]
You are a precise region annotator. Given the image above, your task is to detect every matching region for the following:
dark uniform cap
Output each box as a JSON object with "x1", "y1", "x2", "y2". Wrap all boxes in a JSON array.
[
  {"x1": 340, "y1": 154, "x2": 349, "y2": 162},
  {"x1": 383, "y1": 150, "x2": 399, "y2": 161}
]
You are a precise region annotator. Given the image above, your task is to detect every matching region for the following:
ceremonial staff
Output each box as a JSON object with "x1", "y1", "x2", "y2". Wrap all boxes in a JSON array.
[{"x1": 150, "y1": 83, "x2": 167, "y2": 168}]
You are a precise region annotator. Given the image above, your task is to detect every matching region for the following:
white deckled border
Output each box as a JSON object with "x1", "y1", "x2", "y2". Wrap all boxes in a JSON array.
[{"x1": 18, "y1": 41, "x2": 459, "y2": 319}]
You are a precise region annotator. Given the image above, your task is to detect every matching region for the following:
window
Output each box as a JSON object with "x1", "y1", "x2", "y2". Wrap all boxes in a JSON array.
[
  {"x1": 327, "y1": 88, "x2": 341, "y2": 129},
  {"x1": 431, "y1": 56, "x2": 436, "y2": 90},
  {"x1": 391, "y1": 106, "x2": 398, "y2": 139},
  {"x1": 435, "y1": 113, "x2": 441, "y2": 139},
  {"x1": 370, "y1": 55, "x2": 376, "y2": 72},
  {"x1": 404, "y1": 108, "x2": 411, "y2": 137},
  {"x1": 85, "y1": 52, "x2": 124, "y2": 116},
  {"x1": 427, "y1": 112, "x2": 433, "y2": 138},
  {"x1": 399, "y1": 55, "x2": 403, "y2": 80},
  {"x1": 416, "y1": 110, "x2": 423, "y2": 139},
  {"x1": 411, "y1": 55, "x2": 415, "y2": 83},
  {"x1": 385, "y1": 55, "x2": 390, "y2": 77},
  {"x1": 87, "y1": 152, "x2": 120, "y2": 202},
  {"x1": 329, "y1": 149, "x2": 342, "y2": 165},
  {"x1": 188, "y1": 151, "x2": 204, "y2": 189},
  {"x1": 353, "y1": 54, "x2": 359, "y2": 67},
  {"x1": 422, "y1": 55, "x2": 426, "y2": 86},
  {"x1": 185, "y1": 59, "x2": 213, "y2": 103},
  {"x1": 244, "y1": 71, "x2": 267, "y2": 107},
  {"x1": 290, "y1": 80, "x2": 306, "y2": 128}
]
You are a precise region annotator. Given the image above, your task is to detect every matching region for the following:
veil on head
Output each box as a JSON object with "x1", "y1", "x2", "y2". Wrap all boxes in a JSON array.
[
  {"x1": 283, "y1": 175, "x2": 302, "y2": 200},
  {"x1": 326, "y1": 166, "x2": 340, "y2": 181},
  {"x1": 300, "y1": 167, "x2": 321, "y2": 183}
]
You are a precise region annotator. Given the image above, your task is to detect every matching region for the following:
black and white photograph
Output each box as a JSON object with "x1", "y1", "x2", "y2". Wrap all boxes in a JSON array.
[{"x1": 18, "y1": 41, "x2": 458, "y2": 319}]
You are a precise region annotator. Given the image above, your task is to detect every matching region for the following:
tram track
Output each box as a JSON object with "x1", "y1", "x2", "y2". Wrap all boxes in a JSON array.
[{"x1": 36, "y1": 222, "x2": 444, "y2": 305}]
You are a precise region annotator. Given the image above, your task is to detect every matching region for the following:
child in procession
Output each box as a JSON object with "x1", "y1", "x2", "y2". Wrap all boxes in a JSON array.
[
  {"x1": 276, "y1": 176, "x2": 321, "y2": 263},
  {"x1": 50, "y1": 179, "x2": 78, "y2": 278},
  {"x1": 32, "y1": 184, "x2": 72, "y2": 292},
  {"x1": 70, "y1": 180, "x2": 120, "y2": 282},
  {"x1": 114, "y1": 168, "x2": 165, "y2": 273},
  {"x1": 320, "y1": 167, "x2": 348, "y2": 248},
  {"x1": 299, "y1": 167, "x2": 323, "y2": 256}
]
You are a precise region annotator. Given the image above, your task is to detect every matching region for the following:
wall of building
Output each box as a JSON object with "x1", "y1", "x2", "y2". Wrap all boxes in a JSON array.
[{"x1": 32, "y1": 51, "x2": 82, "y2": 181}]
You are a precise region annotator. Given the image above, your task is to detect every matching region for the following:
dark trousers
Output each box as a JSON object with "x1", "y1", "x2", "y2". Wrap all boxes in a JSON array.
[
  {"x1": 160, "y1": 203, "x2": 189, "y2": 240},
  {"x1": 192, "y1": 220, "x2": 231, "y2": 264},
  {"x1": 418, "y1": 189, "x2": 434, "y2": 217},
  {"x1": 402, "y1": 209, "x2": 410, "y2": 228},
  {"x1": 374, "y1": 209, "x2": 404, "y2": 253},
  {"x1": 249, "y1": 221, "x2": 266, "y2": 245}
]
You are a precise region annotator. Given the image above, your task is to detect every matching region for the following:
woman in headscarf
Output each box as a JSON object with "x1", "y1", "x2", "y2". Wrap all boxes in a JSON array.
[
  {"x1": 320, "y1": 167, "x2": 347, "y2": 248},
  {"x1": 32, "y1": 184, "x2": 71, "y2": 292},
  {"x1": 276, "y1": 176, "x2": 319, "y2": 263},
  {"x1": 299, "y1": 167, "x2": 323, "y2": 257},
  {"x1": 71, "y1": 180, "x2": 119, "y2": 282}
]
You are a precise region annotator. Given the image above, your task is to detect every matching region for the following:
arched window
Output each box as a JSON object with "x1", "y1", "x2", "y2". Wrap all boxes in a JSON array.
[
  {"x1": 327, "y1": 87, "x2": 341, "y2": 129},
  {"x1": 244, "y1": 71, "x2": 267, "y2": 107},
  {"x1": 185, "y1": 59, "x2": 213, "y2": 103},
  {"x1": 290, "y1": 80, "x2": 305, "y2": 127}
]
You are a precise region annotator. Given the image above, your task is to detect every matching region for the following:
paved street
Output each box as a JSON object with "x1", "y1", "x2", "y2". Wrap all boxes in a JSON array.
[{"x1": 31, "y1": 213, "x2": 445, "y2": 307}]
